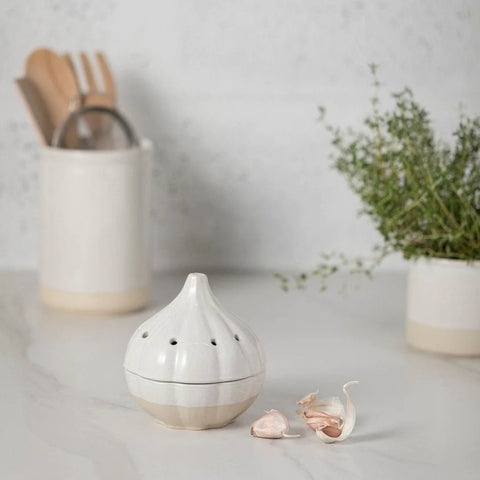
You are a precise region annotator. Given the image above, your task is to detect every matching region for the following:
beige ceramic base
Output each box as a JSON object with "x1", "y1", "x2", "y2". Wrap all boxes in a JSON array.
[
  {"x1": 407, "y1": 321, "x2": 480, "y2": 356},
  {"x1": 133, "y1": 395, "x2": 258, "y2": 430},
  {"x1": 40, "y1": 284, "x2": 150, "y2": 315}
]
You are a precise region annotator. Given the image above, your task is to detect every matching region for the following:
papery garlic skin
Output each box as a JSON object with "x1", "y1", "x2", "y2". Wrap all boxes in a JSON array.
[
  {"x1": 250, "y1": 409, "x2": 300, "y2": 439},
  {"x1": 297, "y1": 381, "x2": 359, "y2": 443},
  {"x1": 301, "y1": 409, "x2": 343, "y2": 437}
]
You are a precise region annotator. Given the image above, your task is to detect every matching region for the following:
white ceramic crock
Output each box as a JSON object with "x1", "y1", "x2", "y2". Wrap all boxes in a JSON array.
[
  {"x1": 39, "y1": 140, "x2": 152, "y2": 314},
  {"x1": 406, "y1": 258, "x2": 480, "y2": 356},
  {"x1": 124, "y1": 273, "x2": 265, "y2": 430}
]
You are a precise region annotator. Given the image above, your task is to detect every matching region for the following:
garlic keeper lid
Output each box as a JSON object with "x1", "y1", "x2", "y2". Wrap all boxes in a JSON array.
[{"x1": 124, "y1": 273, "x2": 265, "y2": 384}]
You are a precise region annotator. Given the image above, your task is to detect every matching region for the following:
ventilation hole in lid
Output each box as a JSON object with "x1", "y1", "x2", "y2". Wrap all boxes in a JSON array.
[
  {"x1": 234, "y1": 334, "x2": 240, "y2": 341},
  {"x1": 142, "y1": 331, "x2": 149, "y2": 338},
  {"x1": 169, "y1": 338, "x2": 178, "y2": 345},
  {"x1": 211, "y1": 338, "x2": 217, "y2": 346}
]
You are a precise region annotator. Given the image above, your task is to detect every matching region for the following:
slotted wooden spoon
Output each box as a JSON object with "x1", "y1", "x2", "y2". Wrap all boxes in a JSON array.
[
  {"x1": 95, "y1": 51, "x2": 116, "y2": 100},
  {"x1": 78, "y1": 51, "x2": 115, "y2": 108},
  {"x1": 62, "y1": 52, "x2": 116, "y2": 139}
]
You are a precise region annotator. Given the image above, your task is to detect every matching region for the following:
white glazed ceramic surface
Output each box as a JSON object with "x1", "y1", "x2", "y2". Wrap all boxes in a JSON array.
[
  {"x1": 39, "y1": 140, "x2": 152, "y2": 313},
  {"x1": 406, "y1": 258, "x2": 480, "y2": 355},
  {"x1": 124, "y1": 273, "x2": 265, "y2": 384},
  {"x1": 125, "y1": 371, "x2": 264, "y2": 408},
  {"x1": 124, "y1": 273, "x2": 265, "y2": 429},
  {"x1": 125, "y1": 372, "x2": 264, "y2": 430}
]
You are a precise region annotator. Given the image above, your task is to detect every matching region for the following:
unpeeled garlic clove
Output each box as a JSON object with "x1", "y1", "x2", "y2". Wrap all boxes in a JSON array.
[
  {"x1": 301, "y1": 409, "x2": 343, "y2": 437},
  {"x1": 250, "y1": 409, "x2": 300, "y2": 439},
  {"x1": 297, "y1": 381, "x2": 359, "y2": 443}
]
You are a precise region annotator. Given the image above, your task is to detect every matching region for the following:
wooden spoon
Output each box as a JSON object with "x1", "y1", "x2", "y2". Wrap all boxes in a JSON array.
[{"x1": 25, "y1": 48, "x2": 80, "y2": 146}]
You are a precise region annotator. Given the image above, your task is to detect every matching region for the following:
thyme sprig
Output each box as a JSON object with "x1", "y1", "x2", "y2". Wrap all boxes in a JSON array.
[{"x1": 279, "y1": 65, "x2": 480, "y2": 291}]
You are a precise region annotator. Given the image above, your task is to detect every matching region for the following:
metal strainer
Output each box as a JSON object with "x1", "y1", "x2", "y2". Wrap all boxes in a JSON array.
[{"x1": 52, "y1": 105, "x2": 138, "y2": 150}]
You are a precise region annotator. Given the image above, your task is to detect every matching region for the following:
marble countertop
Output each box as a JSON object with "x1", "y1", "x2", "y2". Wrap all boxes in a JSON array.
[{"x1": 1, "y1": 271, "x2": 479, "y2": 479}]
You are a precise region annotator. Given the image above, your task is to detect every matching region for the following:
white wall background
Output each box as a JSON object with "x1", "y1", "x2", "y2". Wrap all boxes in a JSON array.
[{"x1": 1, "y1": 0, "x2": 479, "y2": 272}]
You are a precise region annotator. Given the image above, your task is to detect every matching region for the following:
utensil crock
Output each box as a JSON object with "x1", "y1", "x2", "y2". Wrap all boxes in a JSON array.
[{"x1": 39, "y1": 140, "x2": 152, "y2": 314}]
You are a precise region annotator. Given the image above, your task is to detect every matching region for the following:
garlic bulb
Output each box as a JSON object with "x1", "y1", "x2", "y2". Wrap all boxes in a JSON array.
[
  {"x1": 297, "y1": 381, "x2": 359, "y2": 443},
  {"x1": 250, "y1": 409, "x2": 300, "y2": 439}
]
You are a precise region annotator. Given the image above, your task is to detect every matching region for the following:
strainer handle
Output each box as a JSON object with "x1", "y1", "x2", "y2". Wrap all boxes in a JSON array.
[{"x1": 52, "y1": 105, "x2": 138, "y2": 149}]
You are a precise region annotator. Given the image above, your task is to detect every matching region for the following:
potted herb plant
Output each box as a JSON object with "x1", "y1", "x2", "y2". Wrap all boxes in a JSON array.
[{"x1": 279, "y1": 65, "x2": 480, "y2": 356}]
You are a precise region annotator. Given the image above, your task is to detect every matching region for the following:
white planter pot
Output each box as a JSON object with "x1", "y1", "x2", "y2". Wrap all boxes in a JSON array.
[
  {"x1": 39, "y1": 140, "x2": 152, "y2": 314},
  {"x1": 406, "y1": 258, "x2": 480, "y2": 356}
]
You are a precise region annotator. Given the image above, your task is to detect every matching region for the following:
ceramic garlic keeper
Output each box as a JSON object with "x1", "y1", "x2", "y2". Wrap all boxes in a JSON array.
[{"x1": 124, "y1": 273, "x2": 265, "y2": 430}]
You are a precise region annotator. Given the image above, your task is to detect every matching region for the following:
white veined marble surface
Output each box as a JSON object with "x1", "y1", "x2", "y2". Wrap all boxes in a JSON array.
[{"x1": 1, "y1": 271, "x2": 479, "y2": 479}]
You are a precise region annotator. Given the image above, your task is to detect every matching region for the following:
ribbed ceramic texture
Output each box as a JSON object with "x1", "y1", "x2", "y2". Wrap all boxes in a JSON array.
[
  {"x1": 125, "y1": 371, "x2": 264, "y2": 407},
  {"x1": 124, "y1": 273, "x2": 265, "y2": 429},
  {"x1": 124, "y1": 273, "x2": 265, "y2": 384}
]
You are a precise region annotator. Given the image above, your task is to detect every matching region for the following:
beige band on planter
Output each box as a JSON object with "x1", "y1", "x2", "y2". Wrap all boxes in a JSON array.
[
  {"x1": 134, "y1": 396, "x2": 257, "y2": 430},
  {"x1": 407, "y1": 321, "x2": 480, "y2": 356},
  {"x1": 40, "y1": 284, "x2": 150, "y2": 315}
]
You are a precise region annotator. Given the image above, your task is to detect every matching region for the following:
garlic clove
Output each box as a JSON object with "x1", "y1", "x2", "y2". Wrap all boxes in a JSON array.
[
  {"x1": 300, "y1": 409, "x2": 343, "y2": 432},
  {"x1": 250, "y1": 409, "x2": 300, "y2": 439},
  {"x1": 298, "y1": 394, "x2": 345, "y2": 418},
  {"x1": 297, "y1": 390, "x2": 319, "y2": 408},
  {"x1": 298, "y1": 381, "x2": 359, "y2": 443}
]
